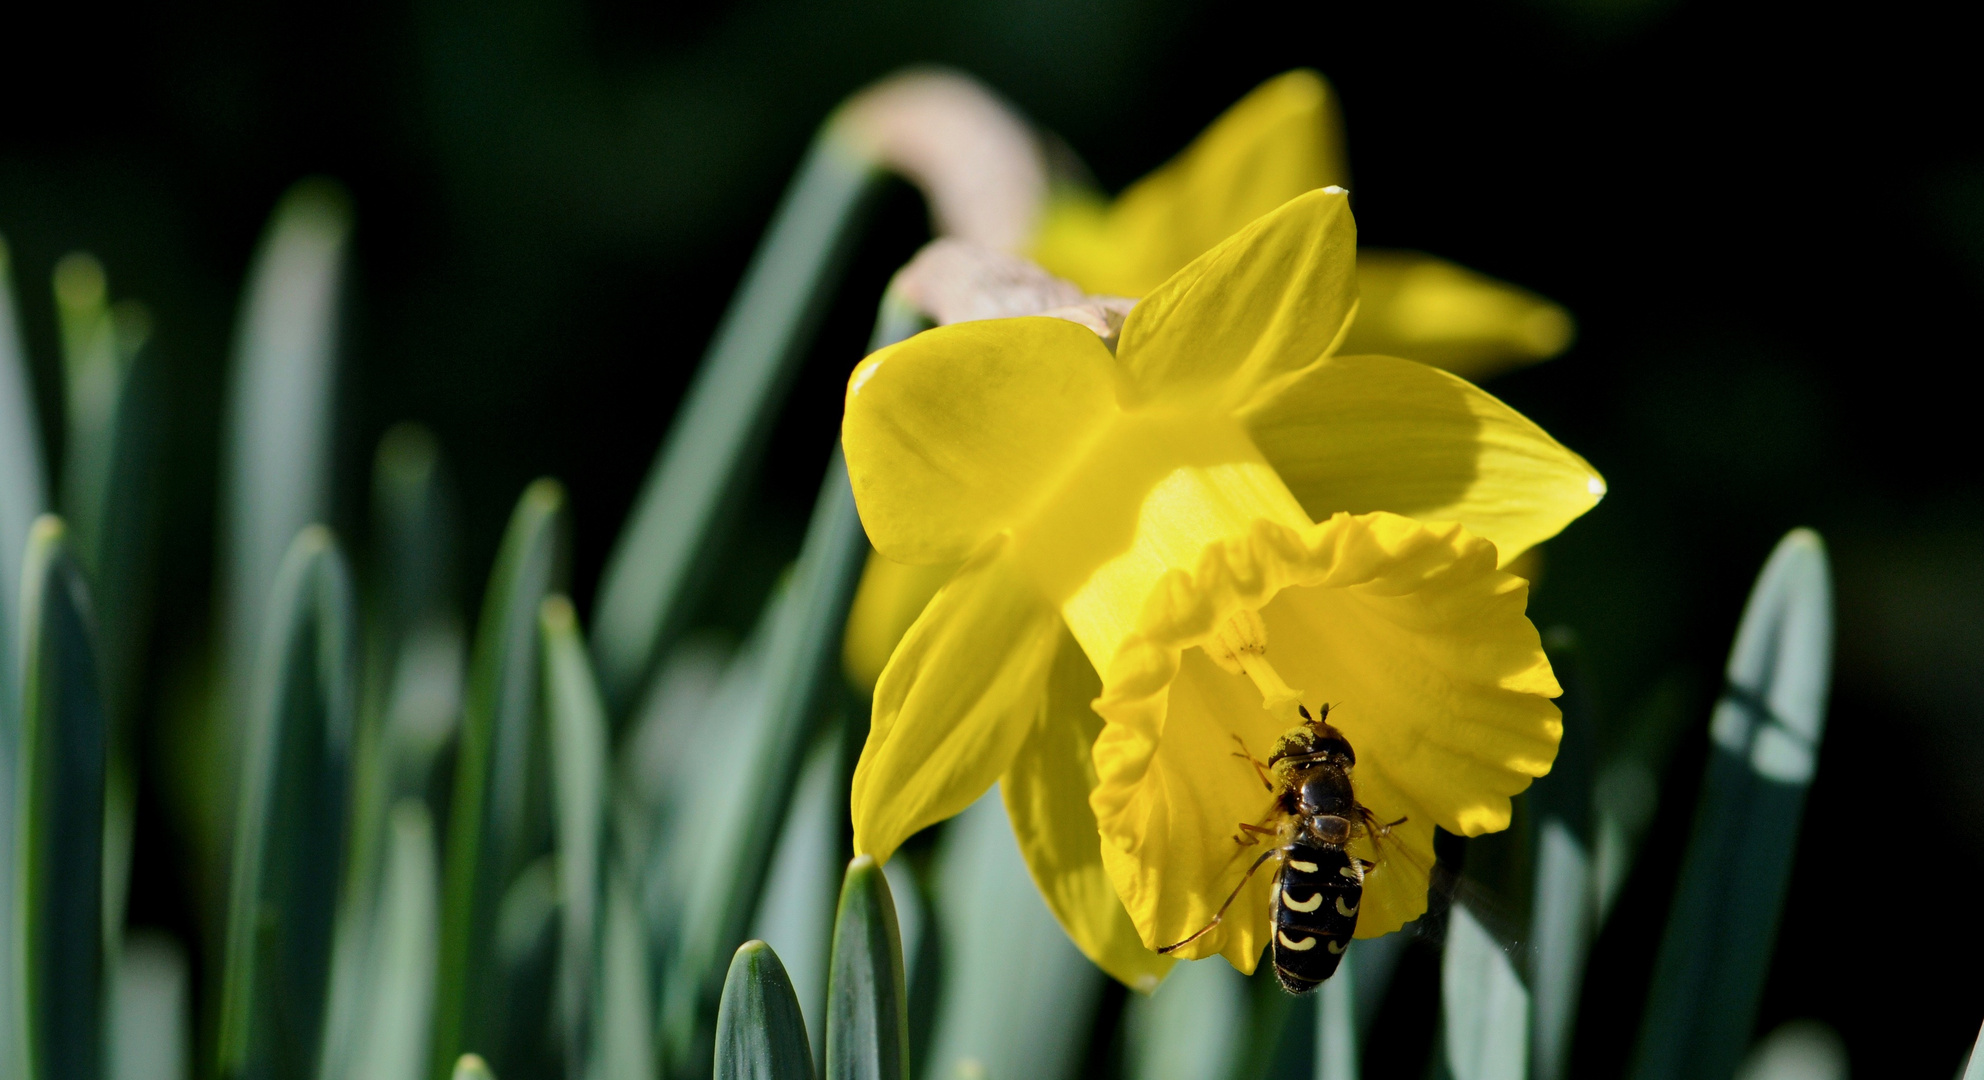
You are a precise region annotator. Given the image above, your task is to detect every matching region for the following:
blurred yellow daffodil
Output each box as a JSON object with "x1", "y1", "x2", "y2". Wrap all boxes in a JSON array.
[
  {"x1": 842, "y1": 190, "x2": 1602, "y2": 988},
  {"x1": 1031, "y1": 68, "x2": 1574, "y2": 378},
  {"x1": 844, "y1": 68, "x2": 1576, "y2": 697}
]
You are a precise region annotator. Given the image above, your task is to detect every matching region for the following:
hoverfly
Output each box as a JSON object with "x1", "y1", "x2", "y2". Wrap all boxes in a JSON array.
[{"x1": 1157, "y1": 703, "x2": 1405, "y2": 994}]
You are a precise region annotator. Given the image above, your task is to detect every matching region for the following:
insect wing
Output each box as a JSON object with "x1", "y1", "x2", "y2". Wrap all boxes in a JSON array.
[{"x1": 1359, "y1": 824, "x2": 1529, "y2": 964}]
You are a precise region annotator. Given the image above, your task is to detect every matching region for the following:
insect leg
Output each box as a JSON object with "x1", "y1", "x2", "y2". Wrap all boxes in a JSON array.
[
  {"x1": 1229, "y1": 734, "x2": 1274, "y2": 791},
  {"x1": 1156, "y1": 847, "x2": 1282, "y2": 955},
  {"x1": 1233, "y1": 821, "x2": 1278, "y2": 847},
  {"x1": 1357, "y1": 804, "x2": 1408, "y2": 839}
]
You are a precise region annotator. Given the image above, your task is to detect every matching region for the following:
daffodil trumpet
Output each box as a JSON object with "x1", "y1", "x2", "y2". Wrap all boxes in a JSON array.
[{"x1": 842, "y1": 188, "x2": 1602, "y2": 989}]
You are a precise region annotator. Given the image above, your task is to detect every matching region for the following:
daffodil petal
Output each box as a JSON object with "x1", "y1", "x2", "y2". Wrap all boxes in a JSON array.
[
  {"x1": 843, "y1": 551, "x2": 960, "y2": 692},
  {"x1": 843, "y1": 318, "x2": 1121, "y2": 564},
  {"x1": 1341, "y1": 250, "x2": 1576, "y2": 381},
  {"x1": 1089, "y1": 512, "x2": 1560, "y2": 967},
  {"x1": 1030, "y1": 69, "x2": 1346, "y2": 297},
  {"x1": 852, "y1": 540, "x2": 1063, "y2": 862},
  {"x1": 1002, "y1": 628, "x2": 1175, "y2": 992},
  {"x1": 1115, "y1": 189, "x2": 1357, "y2": 412},
  {"x1": 1242, "y1": 353, "x2": 1605, "y2": 566}
]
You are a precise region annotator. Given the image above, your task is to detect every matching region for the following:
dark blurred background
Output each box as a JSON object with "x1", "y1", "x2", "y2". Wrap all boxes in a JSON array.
[{"x1": 3, "y1": 0, "x2": 1979, "y2": 1074}]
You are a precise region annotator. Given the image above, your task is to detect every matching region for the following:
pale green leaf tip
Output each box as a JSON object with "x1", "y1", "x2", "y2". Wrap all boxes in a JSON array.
[
  {"x1": 53, "y1": 252, "x2": 107, "y2": 311},
  {"x1": 1779, "y1": 526, "x2": 1824, "y2": 554},
  {"x1": 27, "y1": 512, "x2": 65, "y2": 549},
  {"x1": 377, "y1": 422, "x2": 441, "y2": 472},
  {"x1": 523, "y1": 477, "x2": 566, "y2": 514},
  {"x1": 277, "y1": 177, "x2": 356, "y2": 233},
  {"x1": 294, "y1": 522, "x2": 336, "y2": 554},
  {"x1": 452, "y1": 1052, "x2": 495, "y2": 1080},
  {"x1": 540, "y1": 594, "x2": 578, "y2": 634}
]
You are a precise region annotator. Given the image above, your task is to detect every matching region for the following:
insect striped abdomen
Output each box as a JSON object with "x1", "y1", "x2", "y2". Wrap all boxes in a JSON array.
[{"x1": 1270, "y1": 842, "x2": 1360, "y2": 994}]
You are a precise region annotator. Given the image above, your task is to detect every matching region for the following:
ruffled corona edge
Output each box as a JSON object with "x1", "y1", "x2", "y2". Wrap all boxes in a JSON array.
[{"x1": 1085, "y1": 510, "x2": 1562, "y2": 969}]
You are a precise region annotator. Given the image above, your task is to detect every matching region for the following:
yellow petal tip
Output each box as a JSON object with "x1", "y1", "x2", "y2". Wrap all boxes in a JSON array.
[
  {"x1": 848, "y1": 354, "x2": 883, "y2": 396},
  {"x1": 1132, "y1": 973, "x2": 1161, "y2": 994},
  {"x1": 1587, "y1": 475, "x2": 1607, "y2": 498},
  {"x1": 1521, "y1": 306, "x2": 1576, "y2": 357}
]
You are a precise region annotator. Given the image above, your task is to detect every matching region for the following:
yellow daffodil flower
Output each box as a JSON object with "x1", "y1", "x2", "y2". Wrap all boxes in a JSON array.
[
  {"x1": 842, "y1": 190, "x2": 1602, "y2": 988},
  {"x1": 844, "y1": 67, "x2": 1574, "y2": 696},
  {"x1": 1031, "y1": 68, "x2": 1574, "y2": 380}
]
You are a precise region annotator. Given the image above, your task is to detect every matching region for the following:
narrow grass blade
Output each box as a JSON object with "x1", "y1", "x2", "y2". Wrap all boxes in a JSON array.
[
  {"x1": 597, "y1": 868, "x2": 656, "y2": 1080},
  {"x1": 1126, "y1": 959, "x2": 1247, "y2": 1080},
  {"x1": 1348, "y1": 934, "x2": 1406, "y2": 1042},
  {"x1": 1592, "y1": 675, "x2": 1695, "y2": 923},
  {"x1": 717, "y1": 941, "x2": 815, "y2": 1080},
  {"x1": 1315, "y1": 953, "x2": 1356, "y2": 1080},
  {"x1": 1630, "y1": 530, "x2": 1833, "y2": 1080},
  {"x1": 365, "y1": 424, "x2": 463, "y2": 800},
  {"x1": 108, "y1": 931, "x2": 190, "y2": 1080},
  {"x1": 621, "y1": 637, "x2": 736, "y2": 964},
  {"x1": 0, "y1": 236, "x2": 51, "y2": 1069},
  {"x1": 541, "y1": 595, "x2": 609, "y2": 1079},
  {"x1": 875, "y1": 859, "x2": 935, "y2": 1074},
  {"x1": 1442, "y1": 903, "x2": 1530, "y2": 1080},
  {"x1": 321, "y1": 427, "x2": 460, "y2": 1080},
  {"x1": 337, "y1": 801, "x2": 440, "y2": 1080},
  {"x1": 51, "y1": 256, "x2": 162, "y2": 985},
  {"x1": 491, "y1": 856, "x2": 559, "y2": 1077},
  {"x1": 1731, "y1": 1019, "x2": 1846, "y2": 1080},
  {"x1": 14, "y1": 516, "x2": 109, "y2": 1080},
  {"x1": 923, "y1": 790, "x2": 1105, "y2": 1080},
  {"x1": 748, "y1": 726, "x2": 846, "y2": 1053},
  {"x1": 825, "y1": 856, "x2": 907, "y2": 1080},
  {"x1": 0, "y1": 232, "x2": 49, "y2": 637},
  {"x1": 53, "y1": 252, "x2": 123, "y2": 580},
  {"x1": 218, "y1": 181, "x2": 352, "y2": 750},
  {"x1": 1525, "y1": 821, "x2": 1588, "y2": 1080},
  {"x1": 645, "y1": 622, "x2": 775, "y2": 1048},
  {"x1": 1526, "y1": 629, "x2": 1597, "y2": 1080},
  {"x1": 659, "y1": 450, "x2": 869, "y2": 1074},
  {"x1": 1293, "y1": 933, "x2": 1408, "y2": 1080},
  {"x1": 215, "y1": 525, "x2": 357, "y2": 1080},
  {"x1": 433, "y1": 479, "x2": 568, "y2": 1080},
  {"x1": 590, "y1": 129, "x2": 881, "y2": 716},
  {"x1": 1963, "y1": 1018, "x2": 1983, "y2": 1080},
  {"x1": 369, "y1": 425, "x2": 458, "y2": 655}
]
